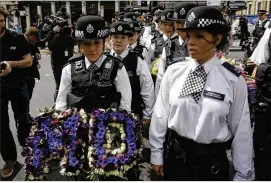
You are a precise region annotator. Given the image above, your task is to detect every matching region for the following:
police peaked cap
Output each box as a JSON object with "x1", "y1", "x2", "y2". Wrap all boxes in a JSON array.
[
  {"x1": 143, "y1": 12, "x2": 153, "y2": 21},
  {"x1": 158, "y1": 9, "x2": 175, "y2": 22},
  {"x1": 151, "y1": 6, "x2": 164, "y2": 15},
  {"x1": 110, "y1": 21, "x2": 133, "y2": 37},
  {"x1": 117, "y1": 15, "x2": 124, "y2": 21},
  {"x1": 258, "y1": 9, "x2": 269, "y2": 15},
  {"x1": 123, "y1": 12, "x2": 137, "y2": 22},
  {"x1": 74, "y1": 15, "x2": 108, "y2": 40},
  {"x1": 170, "y1": 2, "x2": 197, "y2": 21},
  {"x1": 128, "y1": 21, "x2": 141, "y2": 32},
  {"x1": 178, "y1": 6, "x2": 231, "y2": 34}
]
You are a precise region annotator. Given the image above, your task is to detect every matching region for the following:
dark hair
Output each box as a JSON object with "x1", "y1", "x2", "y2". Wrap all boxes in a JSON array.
[
  {"x1": 0, "y1": 7, "x2": 9, "y2": 19},
  {"x1": 206, "y1": 27, "x2": 230, "y2": 52},
  {"x1": 25, "y1": 27, "x2": 39, "y2": 36}
]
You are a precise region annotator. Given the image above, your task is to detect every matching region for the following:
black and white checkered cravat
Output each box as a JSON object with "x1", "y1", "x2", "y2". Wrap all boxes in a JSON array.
[
  {"x1": 88, "y1": 64, "x2": 98, "y2": 72},
  {"x1": 179, "y1": 65, "x2": 207, "y2": 103}
]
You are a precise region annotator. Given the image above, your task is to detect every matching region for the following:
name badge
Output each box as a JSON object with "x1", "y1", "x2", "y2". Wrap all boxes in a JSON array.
[{"x1": 203, "y1": 90, "x2": 225, "y2": 101}]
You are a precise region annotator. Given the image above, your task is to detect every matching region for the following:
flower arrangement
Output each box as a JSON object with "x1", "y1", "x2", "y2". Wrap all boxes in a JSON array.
[{"x1": 23, "y1": 107, "x2": 143, "y2": 181}]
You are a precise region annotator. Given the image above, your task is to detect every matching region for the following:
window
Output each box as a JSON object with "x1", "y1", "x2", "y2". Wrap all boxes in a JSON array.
[
  {"x1": 258, "y1": 2, "x2": 262, "y2": 11},
  {"x1": 248, "y1": 4, "x2": 252, "y2": 15}
]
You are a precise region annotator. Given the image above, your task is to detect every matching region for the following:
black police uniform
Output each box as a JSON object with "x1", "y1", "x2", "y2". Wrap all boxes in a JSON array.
[
  {"x1": 55, "y1": 16, "x2": 131, "y2": 114},
  {"x1": 164, "y1": 2, "x2": 196, "y2": 70},
  {"x1": 48, "y1": 27, "x2": 75, "y2": 101},
  {"x1": 0, "y1": 29, "x2": 31, "y2": 162},
  {"x1": 252, "y1": 11, "x2": 269, "y2": 49}
]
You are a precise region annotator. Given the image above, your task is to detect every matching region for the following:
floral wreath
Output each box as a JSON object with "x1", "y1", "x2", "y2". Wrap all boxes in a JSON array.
[{"x1": 23, "y1": 107, "x2": 143, "y2": 181}]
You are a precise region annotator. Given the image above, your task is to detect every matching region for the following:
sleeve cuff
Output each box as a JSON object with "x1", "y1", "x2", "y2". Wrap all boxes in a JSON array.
[{"x1": 150, "y1": 151, "x2": 164, "y2": 165}]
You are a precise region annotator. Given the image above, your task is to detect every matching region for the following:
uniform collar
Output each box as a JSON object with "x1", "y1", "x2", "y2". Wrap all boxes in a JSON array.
[
  {"x1": 130, "y1": 42, "x2": 137, "y2": 49},
  {"x1": 189, "y1": 55, "x2": 220, "y2": 75},
  {"x1": 163, "y1": 32, "x2": 178, "y2": 41},
  {"x1": 110, "y1": 49, "x2": 129, "y2": 60},
  {"x1": 84, "y1": 55, "x2": 106, "y2": 69},
  {"x1": 179, "y1": 36, "x2": 184, "y2": 45}
]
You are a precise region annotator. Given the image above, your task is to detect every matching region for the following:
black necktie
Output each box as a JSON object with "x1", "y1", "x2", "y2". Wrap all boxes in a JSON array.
[
  {"x1": 88, "y1": 64, "x2": 98, "y2": 72},
  {"x1": 179, "y1": 65, "x2": 207, "y2": 103}
]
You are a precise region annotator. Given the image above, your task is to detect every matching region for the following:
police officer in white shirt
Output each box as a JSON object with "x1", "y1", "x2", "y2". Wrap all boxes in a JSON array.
[
  {"x1": 155, "y1": 2, "x2": 197, "y2": 98},
  {"x1": 146, "y1": 9, "x2": 179, "y2": 63},
  {"x1": 55, "y1": 16, "x2": 132, "y2": 113},
  {"x1": 126, "y1": 21, "x2": 151, "y2": 71},
  {"x1": 109, "y1": 21, "x2": 155, "y2": 126},
  {"x1": 150, "y1": 6, "x2": 254, "y2": 181}
]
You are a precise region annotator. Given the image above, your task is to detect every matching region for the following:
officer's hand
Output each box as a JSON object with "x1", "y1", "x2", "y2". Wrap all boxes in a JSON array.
[
  {"x1": 53, "y1": 25, "x2": 61, "y2": 33},
  {"x1": 0, "y1": 61, "x2": 12, "y2": 77},
  {"x1": 142, "y1": 118, "x2": 151, "y2": 128},
  {"x1": 152, "y1": 164, "x2": 164, "y2": 176}
]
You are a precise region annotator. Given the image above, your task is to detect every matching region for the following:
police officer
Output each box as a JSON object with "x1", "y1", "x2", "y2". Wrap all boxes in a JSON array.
[
  {"x1": 249, "y1": 20, "x2": 271, "y2": 181},
  {"x1": 0, "y1": 8, "x2": 32, "y2": 178},
  {"x1": 55, "y1": 16, "x2": 131, "y2": 113},
  {"x1": 148, "y1": 9, "x2": 178, "y2": 62},
  {"x1": 150, "y1": 6, "x2": 254, "y2": 181},
  {"x1": 109, "y1": 21, "x2": 154, "y2": 126},
  {"x1": 155, "y1": 2, "x2": 196, "y2": 97},
  {"x1": 48, "y1": 25, "x2": 75, "y2": 101},
  {"x1": 142, "y1": 6, "x2": 164, "y2": 44},
  {"x1": 127, "y1": 21, "x2": 150, "y2": 70},
  {"x1": 116, "y1": 12, "x2": 125, "y2": 21},
  {"x1": 24, "y1": 27, "x2": 41, "y2": 119},
  {"x1": 252, "y1": 10, "x2": 270, "y2": 50}
]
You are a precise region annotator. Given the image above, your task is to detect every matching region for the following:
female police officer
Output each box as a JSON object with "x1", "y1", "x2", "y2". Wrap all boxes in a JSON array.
[
  {"x1": 55, "y1": 16, "x2": 132, "y2": 113},
  {"x1": 109, "y1": 21, "x2": 154, "y2": 126},
  {"x1": 155, "y1": 2, "x2": 197, "y2": 97},
  {"x1": 149, "y1": 6, "x2": 254, "y2": 181}
]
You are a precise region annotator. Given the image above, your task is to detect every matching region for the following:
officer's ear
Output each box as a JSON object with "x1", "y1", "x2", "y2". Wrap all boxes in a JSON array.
[{"x1": 214, "y1": 34, "x2": 222, "y2": 46}]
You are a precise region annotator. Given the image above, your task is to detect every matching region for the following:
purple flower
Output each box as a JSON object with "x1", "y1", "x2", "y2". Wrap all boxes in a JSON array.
[
  {"x1": 34, "y1": 149, "x2": 42, "y2": 156},
  {"x1": 117, "y1": 113, "x2": 124, "y2": 121},
  {"x1": 64, "y1": 121, "x2": 71, "y2": 129},
  {"x1": 98, "y1": 159, "x2": 107, "y2": 167},
  {"x1": 96, "y1": 132, "x2": 104, "y2": 140},
  {"x1": 119, "y1": 156, "x2": 126, "y2": 164},
  {"x1": 69, "y1": 157, "x2": 79, "y2": 168},
  {"x1": 107, "y1": 157, "x2": 118, "y2": 164}
]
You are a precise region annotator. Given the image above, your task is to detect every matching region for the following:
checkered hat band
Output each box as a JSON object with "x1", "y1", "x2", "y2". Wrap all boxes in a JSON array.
[
  {"x1": 197, "y1": 18, "x2": 225, "y2": 27},
  {"x1": 75, "y1": 29, "x2": 108, "y2": 39}
]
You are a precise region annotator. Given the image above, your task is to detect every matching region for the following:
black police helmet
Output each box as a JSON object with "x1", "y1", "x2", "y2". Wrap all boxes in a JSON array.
[
  {"x1": 110, "y1": 21, "x2": 133, "y2": 37},
  {"x1": 123, "y1": 12, "x2": 137, "y2": 22},
  {"x1": 170, "y1": 2, "x2": 197, "y2": 21},
  {"x1": 178, "y1": 6, "x2": 231, "y2": 34},
  {"x1": 158, "y1": 9, "x2": 174, "y2": 23},
  {"x1": 74, "y1": 15, "x2": 109, "y2": 40}
]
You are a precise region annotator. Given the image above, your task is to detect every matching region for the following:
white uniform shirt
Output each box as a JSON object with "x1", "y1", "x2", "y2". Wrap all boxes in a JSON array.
[
  {"x1": 110, "y1": 49, "x2": 155, "y2": 119},
  {"x1": 128, "y1": 42, "x2": 151, "y2": 71},
  {"x1": 250, "y1": 27, "x2": 271, "y2": 65},
  {"x1": 150, "y1": 56, "x2": 254, "y2": 181},
  {"x1": 155, "y1": 36, "x2": 187, "y2": 98},
  {"x1": 55, "y1": 55, "x2": 132, "y2": 112}
]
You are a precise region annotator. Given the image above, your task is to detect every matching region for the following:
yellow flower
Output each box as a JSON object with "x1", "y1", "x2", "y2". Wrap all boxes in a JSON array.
[
  {"x1": 43, "y1": 166, "x2": 49, "y2": 173},
  {"x1": 28, "y1": 174, "x2": 34, "y2": 180}
]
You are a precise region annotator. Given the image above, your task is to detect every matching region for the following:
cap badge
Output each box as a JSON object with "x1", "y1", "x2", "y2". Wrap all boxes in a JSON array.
[
  {"x1": 173, "y1": 12, "x2": 178, "y2": 19},
  {"x1": 167, "y1": 12, "x2": 171, "y2": 18},
  {"x1": 188, "y1": 12, "x2": 196, "y2": 22},
  {"x1": 130, "y1": 23, "x2": 134, "y2": 28},
  {"x1": 86, "y1": 24, "x2": 94, "y2": 33},
  {"x1": 161, "y1": 15, "x2": 165, "y2": 21},
  {"x1": 180, "y1": 8, "x2": 186, "y2": 15},
  {"x1": 117, "y1": 25, "x2": 123, "y2": 31}
]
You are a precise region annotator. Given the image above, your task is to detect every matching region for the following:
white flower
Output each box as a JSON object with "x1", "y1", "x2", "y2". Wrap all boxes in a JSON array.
[
  {"x1": 43, "y1": 166, "x2": 49, "y2": 173},
  {"x1": 67, "y1": 172, "x2": 73, "y2": 176},
  {"x1": 76, "y1": 170, "x2": 80, "y2": 176},
  {"x1": 106, "y1": 144, "x2": 111, "y2": 149},
  {"x1": 89, "y1": 162, "x2": 94, "y2": 168},
  {"x1": 99, "y1": 169, "x2": 104, "y2": 175},
  {"x1": 94, "y1": 168, "x2": 99, "y2": 174},
  {"x1": 28, "y1": 174, "x2": 34, "y2": 180},
  {"x1": 60, "y1": 168, "x2": 66, "y2": 175}
]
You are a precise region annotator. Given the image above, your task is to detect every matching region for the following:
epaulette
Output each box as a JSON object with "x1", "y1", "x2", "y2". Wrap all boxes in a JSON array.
[
  {"x1": 171, "y1": 36, "x2": 179, "y2": 41},
  {"x1": 222, "y1": 62, "x2": 241, "y2": 77},
  {"x1": 69, "y1": 55, "x2": 85, "y2": 63},
  {"x1": 130, "y1": 49, "x2": 144, "y2": 60},
  {"x1": 105, "y1": 54, "x2": 123, "y2": 69}
]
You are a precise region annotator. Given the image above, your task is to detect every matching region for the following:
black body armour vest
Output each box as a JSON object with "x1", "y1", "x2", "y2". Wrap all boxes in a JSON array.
[
  {"x1": 67, "y1": 55, "x2": 122, "y2": 112},
  {"x1": 122, "y1": 51, "x2": 145, "y2": 115},
  {"x1": 133, "y1": 43, "x2": 147, "y2": 60},
  {"x1": 253, "y1": 19, "x2": 269, "y2": 39},
  {"x1": 152, "y1": 33, "x2": 165, "y2": 60},
  {"x1": 165, "y1": 37, "x2": 188, "y2": 71}
]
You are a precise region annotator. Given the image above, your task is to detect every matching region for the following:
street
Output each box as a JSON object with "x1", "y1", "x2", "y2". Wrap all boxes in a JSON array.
[{"x1": 0, "y1": 41, "x2": 245, "y2": 181}]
